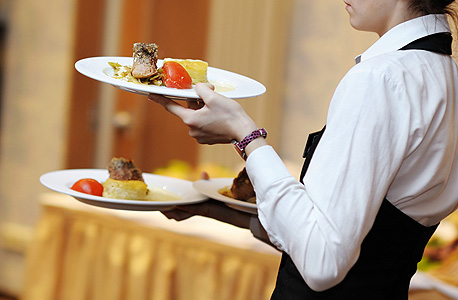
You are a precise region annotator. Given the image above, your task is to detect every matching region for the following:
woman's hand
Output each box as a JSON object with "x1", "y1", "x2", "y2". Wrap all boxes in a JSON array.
[
  {"x1": 162, "y1": 199, "x2": 252, "y2": 229},
  {"x1": 148, "y1": 83, "x2": 259, "y2": 144},
  {"x1": 162, "y1": 172, "x2": 251, "y2": 230}
]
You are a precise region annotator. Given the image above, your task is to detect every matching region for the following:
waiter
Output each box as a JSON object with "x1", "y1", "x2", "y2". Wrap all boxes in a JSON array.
[{"x1": 149, "y1": 0, "x2": 458, "y2": 298}]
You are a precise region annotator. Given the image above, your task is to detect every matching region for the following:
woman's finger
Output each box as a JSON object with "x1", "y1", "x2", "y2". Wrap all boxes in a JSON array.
[
  {"x1": 161, "y1": 209, "x2": 194, "y2": 221},
  {"x1": 199, "y1": 82, "x2": 215, "y2": 91},
  {"x1": 194, "y1": 82, "x2": 218, "y2": 101},
  {"x1": 148, "y1": 94, "x2": 189, "y2": 118},
  {"x1": 187, "y1": 99, "x2": 205, "y2": 109},
  {"x1": 148, "y1": 93, "x2": 171, "y2": 106},
  {"x1": 176, "y1": 200, "x2": 251, "y2": 229}
]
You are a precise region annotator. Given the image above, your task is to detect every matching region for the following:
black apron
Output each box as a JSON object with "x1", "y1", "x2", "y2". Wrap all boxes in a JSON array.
[{"x1": 270, "y1": 32, "x2": 452, "y2": 300}]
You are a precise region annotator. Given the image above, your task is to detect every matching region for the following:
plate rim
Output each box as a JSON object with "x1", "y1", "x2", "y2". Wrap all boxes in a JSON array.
[{"x1": 75, "y1": 56, "x2": 266, "y2": 100}]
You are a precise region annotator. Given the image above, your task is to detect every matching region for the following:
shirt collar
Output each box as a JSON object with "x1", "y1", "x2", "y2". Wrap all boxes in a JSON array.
[{"x1": 355, "y1": 14, "x2": 451, "y2": 64}]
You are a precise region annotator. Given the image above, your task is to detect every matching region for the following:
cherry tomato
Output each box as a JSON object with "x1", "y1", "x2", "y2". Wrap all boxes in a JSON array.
[
  {"x1": 71, "y1": 178, "x2": 103, "y2": 196},
  {"x1": 162, "y1": 61, "x2": 192, "y2": 89}
]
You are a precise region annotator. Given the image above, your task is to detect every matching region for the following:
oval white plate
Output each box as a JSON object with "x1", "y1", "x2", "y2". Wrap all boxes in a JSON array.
[
  {"x1": 75, "y1": 56, "x2": 266, "y2": 100},
  {"x1": 192, "y1": 178, "x2": 257, "y2": 214},
  {"x1": 40, "y1": 169, "x2": 208, "y2": 211}
]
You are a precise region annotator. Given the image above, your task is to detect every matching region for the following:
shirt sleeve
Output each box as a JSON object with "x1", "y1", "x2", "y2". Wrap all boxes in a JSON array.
[{"x1": 246, "y1": 65, "x2": 412, "y2": 291}]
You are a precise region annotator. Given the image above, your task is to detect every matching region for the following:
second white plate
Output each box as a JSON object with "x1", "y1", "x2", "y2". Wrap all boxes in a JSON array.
[{"x1": 192, "y1": 178, "x2": 257, "y2": 214}]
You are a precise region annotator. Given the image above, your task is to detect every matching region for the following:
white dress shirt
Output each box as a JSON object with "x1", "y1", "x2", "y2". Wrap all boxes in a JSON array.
[{"x1": 246, "y1": 14, "x2": 458, "y2": 292}]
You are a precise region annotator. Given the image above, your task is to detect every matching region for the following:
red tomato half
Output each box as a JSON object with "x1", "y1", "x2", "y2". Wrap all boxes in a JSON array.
[
  {"x1": 162, "y1": 61, "x2": 192, "y2": 89},
  {"x1": 71, "y1": 178, "x2": 104, "y2": 196}
]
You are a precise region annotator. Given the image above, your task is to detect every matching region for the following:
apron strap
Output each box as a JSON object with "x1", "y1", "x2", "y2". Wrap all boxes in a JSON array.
[
  {"x1": 300, "y1": 126, "x2": 326, "y2": 183},
  {"x1": 400, "y1": 32, "x2": 452, "y2": 55},
  {"x1": 299, "y1": 33, "x2": 452, "y2": 183}
]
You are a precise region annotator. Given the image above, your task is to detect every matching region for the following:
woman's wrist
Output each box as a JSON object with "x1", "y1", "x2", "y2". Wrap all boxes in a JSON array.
[
  {"x1": 229, "y1": 114, "x2": 267, "y2": 160},
  {"x1": 244, "y1": 136, "x2": 268, "y2": 158},
  {"x1": 232, "y1": 128, "x2": 268, "y2": 160},
  {"x1": 232, "y1": 120, "x2": 259, "y2": 141}
]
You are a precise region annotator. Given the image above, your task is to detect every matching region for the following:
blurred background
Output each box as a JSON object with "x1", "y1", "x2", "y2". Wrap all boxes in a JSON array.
[{"x1": 0, "y1": 0, "x2": 381, "y2": 297}]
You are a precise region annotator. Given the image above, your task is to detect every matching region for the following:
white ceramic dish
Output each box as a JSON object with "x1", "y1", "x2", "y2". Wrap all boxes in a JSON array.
[
  {"x1": 40, "y1": 169, "x2": 208, "y2": 211},
  {"x1": 75, "y1": 56, "x2": 266, "y2": 100},
  {"x1": 192, "y1": 178, "x2": 257, "y2": 214}
]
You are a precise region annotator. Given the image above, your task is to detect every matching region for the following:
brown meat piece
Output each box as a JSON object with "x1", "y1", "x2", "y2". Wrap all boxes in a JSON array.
[
  {"x1": 131, "y1": 43, "x2": 159, "y2": 79},
  {"x1": 107, "y1": 157, "x2": 144, "y2": 182},
  {"x1": 230, "y1": 167, "x2": 255, "y2": 202},
  {"x1": 424, "y1": 239, "x2": 458, "y2": 262}
]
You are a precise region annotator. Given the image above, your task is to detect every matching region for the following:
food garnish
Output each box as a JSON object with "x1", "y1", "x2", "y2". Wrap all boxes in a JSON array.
[
  {"x1": 71, "y1": 178, "x2": 104, "y2": 196},
  {"x1": 162, "y1": 61, "x2": 193, "y2": 89},
  {"x1": 109, "y1": 61, "x2": 163, "y2": 86},
  {"x1": 163, "y1": 58, "x2": 208, "y2": 84}
]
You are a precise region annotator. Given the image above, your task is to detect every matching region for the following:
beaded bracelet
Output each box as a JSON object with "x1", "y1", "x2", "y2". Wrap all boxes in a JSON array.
[{"x1": 232, "y1": 128, "x2": 267, "y2": 160}]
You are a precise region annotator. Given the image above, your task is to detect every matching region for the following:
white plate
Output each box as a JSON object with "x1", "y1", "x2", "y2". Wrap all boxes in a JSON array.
[
  {"x1": 192, "y1": 178, "x2": 257, "y2": 214},
  {"x1": 75, "y1": 56, "x2": 266, "y2": 100},
  {"x1": 40, "y1": 169, "x2": 208, "y2": 211}
]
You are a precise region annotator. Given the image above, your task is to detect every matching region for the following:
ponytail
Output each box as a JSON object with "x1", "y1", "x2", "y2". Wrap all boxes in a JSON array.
[{"x1": 409, "y1": 0, "x2": 455, "y2": 15}]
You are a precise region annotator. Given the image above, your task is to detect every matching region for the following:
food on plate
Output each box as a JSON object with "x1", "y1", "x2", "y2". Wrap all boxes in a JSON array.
[
  {"x1": 419, "y1": 219, "x2": 458, "y2": 271},
  {"x1": 102, "y1": 157, "x2": 148, "y2": 200},
  {"x1": 418, "y1": 214, "x2": 458, "y2": 286},
  {"x1": 69, "y1": 157, "x2": 181, "y2": 201},
  {"x1": 132, "y1": 43, "x2": 159, "y2": 79},
  {"x1": 219, "y1": 167, "x2": 256, "y2": 203},
  {"x1": 230, "y1": 168, "x2": 256, "y2": 202},
  {"x1": 144, "y1": 185, "x2": 182, "y2": 201},
  {"x1": 103, "y1": 177, "x2": 149, "y2": 200},
  {"x1": 423, "y1": 238, "x2": 458, "y2": 264},
  {"x1": 163, "y1": 58, "x2": 208, "y2": 84},
  {"x1": 162, "y1": 61, "x2": 193, "y2": 89},
  {"x1": 109, "y1": 42, "x2": 208, "y2": 89},
  {"x1": 107, "y1": 157, "x2": 144, "y2": 181},
  {"x1": 71, "y1": 178, "x2": 104, "y2": 196},
  {"x1": 102, "y1": 157, "x2": 181, "y2": 201}
]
